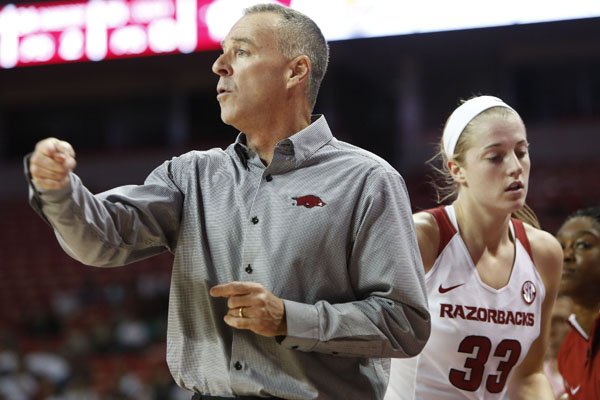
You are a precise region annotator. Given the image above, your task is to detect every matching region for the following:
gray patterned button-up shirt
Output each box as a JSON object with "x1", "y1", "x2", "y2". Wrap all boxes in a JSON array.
[{"x1": 28, "y1": 115, "x2": 430, "y2": 399}]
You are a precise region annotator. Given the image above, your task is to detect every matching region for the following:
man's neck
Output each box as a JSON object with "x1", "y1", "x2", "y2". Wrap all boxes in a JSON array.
[{"x1": 245, "y1": 115, "x2": 311, "y2": 165}]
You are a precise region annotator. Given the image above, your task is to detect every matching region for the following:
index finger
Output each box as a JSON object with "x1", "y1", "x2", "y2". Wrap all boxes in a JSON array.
[
  {"x1": 54, "y1": 139, "x2": 75, "y2": 158},
  {"x1": 209, "y1": 281, "x2": 262, "y2": 298},
  {"x1": 48, "y1": 139, "x2": 76, "y2": 161},
  {"x1": 35, "y1": 138, "x2": 75, "y2": 159}
]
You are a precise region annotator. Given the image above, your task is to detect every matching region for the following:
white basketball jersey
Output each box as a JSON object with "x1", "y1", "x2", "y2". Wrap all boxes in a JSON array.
[{"x1": 413, "y1": 205, "x2": 545, "y2": 399}]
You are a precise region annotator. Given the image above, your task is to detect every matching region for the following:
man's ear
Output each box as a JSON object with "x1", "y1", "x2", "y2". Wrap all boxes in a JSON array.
[
  {"x1": 286, "y1": 55, "x2": 310, "y2": 89},
  {"x1": 448, "y1": 159, "x2": 466, "y2": 184}
]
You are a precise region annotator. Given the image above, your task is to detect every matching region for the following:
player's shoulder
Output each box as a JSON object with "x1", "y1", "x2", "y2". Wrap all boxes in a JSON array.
[
  {"x1": 522, "y1": 222, "x2": 563, "y2": 283},
  {"x1": 413, "y1": 210, "x2": 442, "y2": 272},
  {"x1": 523, "y1": 223, "x2": 562, "y2": 260},
  {"x1": 413, "y1": 210, "x2": 439, "y2": 235}
]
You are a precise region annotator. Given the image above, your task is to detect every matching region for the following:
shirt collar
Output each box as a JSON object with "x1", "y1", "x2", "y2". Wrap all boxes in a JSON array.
[
  {"x1": 276, "y1": 115, "x2": 333, "y2": 166},
  {"x1": 233, "y1": 115, "x2": 333, "y2": 169},
  {"x1": 568, "y1": 313, "x2": 590, "y2": 341}
]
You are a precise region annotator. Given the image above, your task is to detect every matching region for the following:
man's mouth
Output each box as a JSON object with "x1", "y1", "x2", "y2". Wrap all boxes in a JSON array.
[{"x1": 216, "y1": 85, "x2": 232, "y2": 96}]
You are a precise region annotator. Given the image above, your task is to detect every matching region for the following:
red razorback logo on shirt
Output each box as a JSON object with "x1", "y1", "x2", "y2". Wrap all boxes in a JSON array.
[{"x1": 292, "y1": 195, "x2": 326, "y2": 208}]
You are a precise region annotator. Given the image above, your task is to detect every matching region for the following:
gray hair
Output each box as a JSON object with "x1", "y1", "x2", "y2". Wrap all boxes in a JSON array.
[{"x1": 244, "y1": 3, "x2": 329, "y2": 110}]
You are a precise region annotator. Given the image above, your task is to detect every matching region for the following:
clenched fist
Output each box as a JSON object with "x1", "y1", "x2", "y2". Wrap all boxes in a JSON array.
[{"x1": 29, "y1": 138, "x2": 77, "y2": 191}]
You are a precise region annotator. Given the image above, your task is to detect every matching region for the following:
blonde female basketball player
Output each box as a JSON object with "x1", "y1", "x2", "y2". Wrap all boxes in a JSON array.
[{"x1": 386, "y1": 96, "x2": 562, "y2": 399}]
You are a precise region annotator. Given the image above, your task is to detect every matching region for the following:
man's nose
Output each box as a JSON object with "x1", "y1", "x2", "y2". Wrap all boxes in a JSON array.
[{"x1": 212, "y1": 53, "x2": 231, "y2": 76}]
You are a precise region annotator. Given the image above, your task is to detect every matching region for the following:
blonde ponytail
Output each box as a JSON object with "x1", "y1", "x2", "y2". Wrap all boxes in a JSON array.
[{"x1": 512, "y1": 203, "x2": 540, "y2": 229}]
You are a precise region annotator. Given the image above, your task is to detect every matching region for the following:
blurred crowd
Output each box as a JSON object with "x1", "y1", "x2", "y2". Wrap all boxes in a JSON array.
[{"x1": 0, "y1": 250, "x2": 190, "y2": 400}]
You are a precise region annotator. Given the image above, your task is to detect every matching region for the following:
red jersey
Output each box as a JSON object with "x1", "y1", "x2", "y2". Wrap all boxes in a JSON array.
[{"x1": 557, "y1": 313, "x2": 600, "y2": 399}]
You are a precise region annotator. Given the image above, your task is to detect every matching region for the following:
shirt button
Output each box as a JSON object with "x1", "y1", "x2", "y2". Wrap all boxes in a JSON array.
[
  {"x1": 245, "y1": 264, "x2": 253, "y2": 274},
  {"x1": 251, "y1": 216, "x2": 259, "y2": 224},
  {"x1": 266, "y1": 175, "x2": 273, "y2": 182},
  {"x1": 234, "y1": 361, "x2": 242, "y2": 370}
]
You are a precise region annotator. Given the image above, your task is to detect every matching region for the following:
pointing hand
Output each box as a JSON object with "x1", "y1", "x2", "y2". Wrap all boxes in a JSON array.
[{"x1": 210, "y1": 281, "x2": 287, "y2": 337}]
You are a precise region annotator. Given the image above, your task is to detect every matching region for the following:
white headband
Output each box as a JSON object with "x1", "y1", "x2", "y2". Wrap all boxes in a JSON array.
[{"x1": 442, "y1": 95, "x2": 516, "y2": 158}]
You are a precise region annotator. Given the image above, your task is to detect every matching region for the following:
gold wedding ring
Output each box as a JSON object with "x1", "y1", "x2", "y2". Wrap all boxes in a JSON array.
[{"x1": 238, "y1": 307, "x2": 245, "y2": 318}]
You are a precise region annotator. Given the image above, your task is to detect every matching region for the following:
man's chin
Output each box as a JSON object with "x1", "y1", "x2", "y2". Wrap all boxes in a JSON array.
[
  {"x1": 220, "y1": 116, "x2": 245, "y2": 134},
  {"x1": 220, "y1": 111, "x2": 234, "y2": 126}
]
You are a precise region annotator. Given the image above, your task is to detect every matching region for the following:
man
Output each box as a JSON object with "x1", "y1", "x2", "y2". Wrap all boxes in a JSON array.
[{"x1": 26, "y1": 4, "x2": 430, "y2": 399}]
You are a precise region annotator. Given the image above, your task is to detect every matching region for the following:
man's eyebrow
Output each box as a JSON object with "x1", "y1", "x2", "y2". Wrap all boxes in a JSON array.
[{"x1": 221, "y1": 37, "x2": 256, "y2": 48}]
